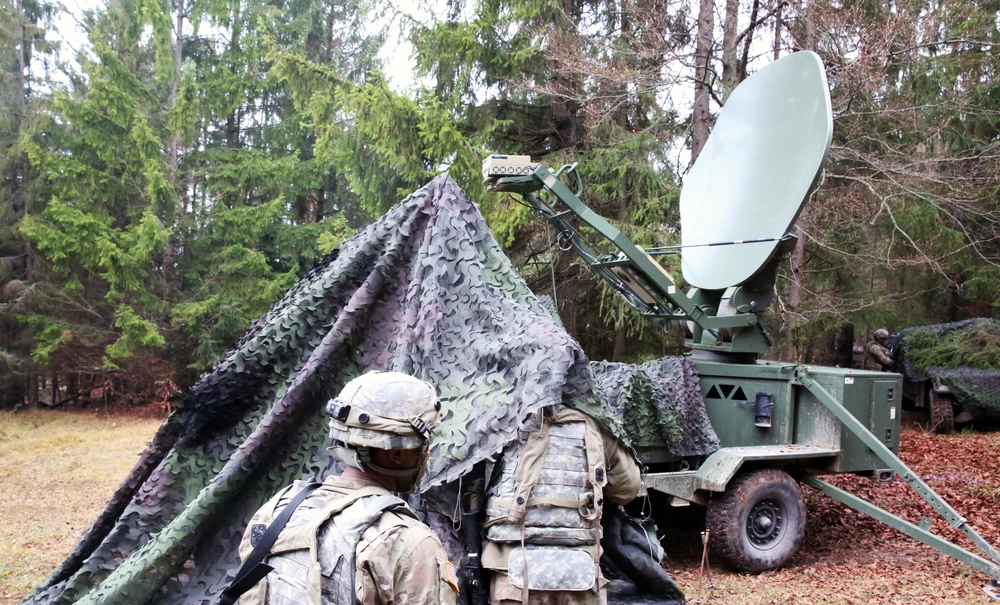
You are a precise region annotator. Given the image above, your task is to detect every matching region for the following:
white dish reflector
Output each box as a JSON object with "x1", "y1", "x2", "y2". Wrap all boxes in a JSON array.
[{"x1": 680, "y1": 51, "x2": 832, "y2": 290}]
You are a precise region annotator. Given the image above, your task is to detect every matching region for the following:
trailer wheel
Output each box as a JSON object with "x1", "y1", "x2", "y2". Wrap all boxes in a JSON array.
[
  {"x1": 929, "y1": 389, "x2": 955, "y2": 434},
  {"x1": 705, "y1": 468, "x2": 806, "y2": 573}
]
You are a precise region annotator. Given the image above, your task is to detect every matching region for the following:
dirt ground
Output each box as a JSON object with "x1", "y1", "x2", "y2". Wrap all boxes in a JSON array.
[{"x1": 1, "y1": 409, "x2": 998, "y2": 605}]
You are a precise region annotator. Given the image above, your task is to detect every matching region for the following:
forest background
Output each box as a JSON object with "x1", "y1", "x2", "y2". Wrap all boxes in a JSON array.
[{"x1": 2, "y1": 0, "x2": 1000, "y2": 409}]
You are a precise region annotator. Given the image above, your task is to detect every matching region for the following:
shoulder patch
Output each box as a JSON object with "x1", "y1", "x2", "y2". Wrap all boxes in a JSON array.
[
  {"x1": 250, "y1": 524, "x2": 267, "y2": 546},
  {"x1": 445, "y1": 561, "x2": 460, "y2": 594}
]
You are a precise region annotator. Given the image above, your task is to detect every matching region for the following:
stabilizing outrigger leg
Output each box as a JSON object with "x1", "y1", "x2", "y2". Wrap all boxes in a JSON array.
[{"x1": 798, "y1": 368, "x2": 1000, "y2": 597}]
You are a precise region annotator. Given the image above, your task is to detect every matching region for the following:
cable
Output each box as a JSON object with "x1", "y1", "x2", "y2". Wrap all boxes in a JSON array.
[{"x1": 547, "y1": 223, "x2": 559, "y2": 312}]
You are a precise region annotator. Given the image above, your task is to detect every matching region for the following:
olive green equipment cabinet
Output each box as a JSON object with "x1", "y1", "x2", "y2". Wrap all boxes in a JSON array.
[
  {"x1": 693, "y1": 363, "x2": 901, "y2": 474},
  {"x1": 640, "y1": 363, "x2": 905, "y2": 573},
  {"x1": 483, "y1": 49, "x2": 1000, "y2": 596}
]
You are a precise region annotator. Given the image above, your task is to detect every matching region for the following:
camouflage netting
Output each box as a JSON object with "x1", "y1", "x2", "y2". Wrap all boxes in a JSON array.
[
  {"x1": 592, "y1": 358, "x2": 720, "y2": 456},
  {"x1": 898, "y1": 319, "x2": 1000, "y2": 418},
  {"x1": 23, "y1": 175, "x2": 715, "y2": 605}
]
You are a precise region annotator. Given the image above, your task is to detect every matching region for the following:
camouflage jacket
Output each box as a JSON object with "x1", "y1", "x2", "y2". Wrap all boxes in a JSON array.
[
  {"x1": 864, "y1": 342, "x2": 894, "y2": 371},
  {"x1": 237, "y1": 476, "x2": 458, "y2": 605}
]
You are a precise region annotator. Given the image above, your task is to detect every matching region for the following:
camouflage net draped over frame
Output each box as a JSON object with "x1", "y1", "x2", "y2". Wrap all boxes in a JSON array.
[
  {"x1": 23, "y1": 176, "x2": 714, "y2": 605},
  {"x1": 898, "y1": 319, "x2": 1000, "y2": 417},
  {"x1": 592, "y1": 358, "x2": 720, "y2": 456}
]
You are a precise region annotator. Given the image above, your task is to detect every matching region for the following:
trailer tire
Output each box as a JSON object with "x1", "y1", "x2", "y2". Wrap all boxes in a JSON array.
[
  {"x1": 929, "y1": 389, "x2": 955, "y2": 434},
  {"x1": 705, "y1": 468, "x2": 806, "y2": 573}
]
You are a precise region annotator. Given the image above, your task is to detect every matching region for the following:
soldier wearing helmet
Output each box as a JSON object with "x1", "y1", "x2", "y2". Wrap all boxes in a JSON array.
[
  {"x1": 864, "y1": 328, "x2": 895, "y2": 371},
  {"x1": 481, "y1": 405, "x2": 642, "y2": 605},
  {"x1": 229, "y1": 372, "x2": 459, "y2": 605}
]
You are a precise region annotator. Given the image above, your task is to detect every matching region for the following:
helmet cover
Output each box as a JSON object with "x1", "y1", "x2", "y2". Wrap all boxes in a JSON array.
[{"x1": 327, "y1": 371, "x2": 441, "y2": 451}]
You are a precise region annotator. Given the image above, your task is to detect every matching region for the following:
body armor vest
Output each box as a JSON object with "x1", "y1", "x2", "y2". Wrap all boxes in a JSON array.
[
  {"x1": 484, "y1": 407, "x2": 606, "y2": 547},
  {"x1": 238, "y1": 482, "x2": 411, "y2": 605},
  {"x1": 864, "y1": 341, "x2": 886, "y2": 371}
]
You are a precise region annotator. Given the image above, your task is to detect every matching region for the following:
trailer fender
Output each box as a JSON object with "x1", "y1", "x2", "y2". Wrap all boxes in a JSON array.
[
  {"x1": 693, "y1": 445, "x2": 840, "y2": 492},
  {"x1": 643, "y1": 445, "x2": 839, "y2": 504}
]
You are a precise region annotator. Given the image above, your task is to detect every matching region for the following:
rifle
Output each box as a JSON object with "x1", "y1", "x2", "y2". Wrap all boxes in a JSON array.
[{"x1": 461, "y1": 462, "x2": 488, "y2": 605}]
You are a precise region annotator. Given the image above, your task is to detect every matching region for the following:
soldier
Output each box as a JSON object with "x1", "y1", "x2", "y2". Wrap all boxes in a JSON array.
[
  {"x1": 864, "y1": 328, "x2": 895, "y2": 371},
  {"x1": 224, "y1": 372, "x2": 459, "y2": 605},
  {"x1": 481, "y1": 405, "x2": 641, "y2": 605}
]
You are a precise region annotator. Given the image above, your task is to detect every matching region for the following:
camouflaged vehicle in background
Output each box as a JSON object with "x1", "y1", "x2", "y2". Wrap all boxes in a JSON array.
[{"x1": 887, "y1": 319, "x2": 1000, "y2": 434}]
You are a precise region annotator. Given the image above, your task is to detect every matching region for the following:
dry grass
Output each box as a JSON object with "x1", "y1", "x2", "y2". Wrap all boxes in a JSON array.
[{"x1": 0, "y1": 410, "x2": 160, "y2": 605}]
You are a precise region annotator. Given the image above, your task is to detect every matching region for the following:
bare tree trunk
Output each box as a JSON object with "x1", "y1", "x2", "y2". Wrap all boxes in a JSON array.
[
  {"x1": 772, "y1": 1, "x2": 783, "y2": 61},
  {"x1": 692, "y1": 0, "x2": 715, "y2": 160},
  {"x1": 15, "y1": 0, "x2": 31, "y2": 282},
  {"x1": 613, "y1": 326, "x2": 627, "y2": 361},
  {"x1": 803, "y1": 0, "x2": 815, "y2": 50},
  {"x1": 15, "y1": 0, "x2": 27, "y2": 120},
  {"x1": 784, "y1": 0, "x2": 811, "y2": 360},
  {"x1": 168, "y1": 0, "x2": 184, "y2": 168},
  {"x1": 737, "y1": 0, "x2": 761, "y2": 81},
  {"x1": 27, "y1": 370, "x2": 38, "y2": 407},
  {"x1": 226, "y1": 2, "x2": 242, "y2": 149},
  {"x1": 161, "y1": 0, "x2": 185, "y2": 297},
  {"x1": 721, "y1": 0, "x2": 741, "y2": 100},
  {"x1": 790, "y1": 0, "x2": 815, "y2": 50}
]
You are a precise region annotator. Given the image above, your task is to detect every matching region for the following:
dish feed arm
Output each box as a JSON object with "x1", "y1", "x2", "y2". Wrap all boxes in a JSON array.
[{"x1": 487, "y1": 161, "x2": 778, "y2": 357}]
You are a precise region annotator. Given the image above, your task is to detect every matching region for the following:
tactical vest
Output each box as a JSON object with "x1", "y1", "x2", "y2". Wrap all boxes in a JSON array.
[
  {"x1": 483, "y1": 407, "x2": 608, "y2": 594},
  {"x1": 864, "y1": 342, "x2": 886, "y2": 371},
  {"x1": 237, "y1": 481, "x2": 412, "y2": 605},
  {"x1": 485, "y1": 406, "x2": 609, "y2": 546}
]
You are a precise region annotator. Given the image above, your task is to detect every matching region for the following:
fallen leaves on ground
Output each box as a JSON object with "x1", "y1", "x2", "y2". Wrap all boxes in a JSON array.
[{"x1": 661, "y1": 421, "x2": 1000, "y2": 604}]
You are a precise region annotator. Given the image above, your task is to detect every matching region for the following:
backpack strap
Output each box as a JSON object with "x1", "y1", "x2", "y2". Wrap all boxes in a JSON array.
[
  {"x1": 221, "y1": 486, "x2": 414, "y2": 605},
  {"x1": 219, "y1": 482, "x2": 321, "y2": 605}
]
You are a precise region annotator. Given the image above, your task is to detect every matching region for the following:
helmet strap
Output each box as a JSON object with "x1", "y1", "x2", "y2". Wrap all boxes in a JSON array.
[
  {"x1": 331, "y1": 443, "x2": 426, "y2": 493},
  {"x1": 330, "y1": 445, "x2": 367, "y2": 471}
]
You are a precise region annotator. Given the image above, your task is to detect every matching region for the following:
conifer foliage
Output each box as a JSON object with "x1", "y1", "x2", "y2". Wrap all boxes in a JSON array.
[{"x1": 2, "y1": 0, "x2": 1000, "y2": 408}]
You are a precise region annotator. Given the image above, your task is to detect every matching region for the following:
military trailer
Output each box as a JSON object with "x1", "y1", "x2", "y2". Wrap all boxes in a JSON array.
[{"x1": 483, "y1": 51, "x2": 1000, "y2": 592}]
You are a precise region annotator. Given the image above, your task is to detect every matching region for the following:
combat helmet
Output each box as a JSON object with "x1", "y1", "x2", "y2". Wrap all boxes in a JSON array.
[
  {"x1": 327, "y1": 372, "x2": 441, "y2": 470},
  {"x1": 874, "y1": 328, "x2": 889, "y2": 342}
]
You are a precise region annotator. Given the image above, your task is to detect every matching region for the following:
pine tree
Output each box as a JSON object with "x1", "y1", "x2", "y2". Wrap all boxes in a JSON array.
[
  {"x1": 0, "y1": 0, "x2": 55, "y2": 407},
  {"x1": 275, "y1": 0, "x2": 692, "y2": 361},
  {"x1": 16, "y1": 0, "x2": 175, "y2": 399},
  {"x1": 168, "y1": 0, "x2": 362, "y2": 368}
]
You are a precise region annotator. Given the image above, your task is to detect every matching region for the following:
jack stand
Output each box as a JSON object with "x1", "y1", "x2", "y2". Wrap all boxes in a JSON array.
[{"x1": 985, "y1": 579, "x2": 1000, "y2": 601}]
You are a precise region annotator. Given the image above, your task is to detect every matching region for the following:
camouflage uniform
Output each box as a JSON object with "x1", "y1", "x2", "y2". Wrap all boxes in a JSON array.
[
  {"x1": 236, "y1": 475, "x2": 458, "y2": 605},
  {"x1": 234, "y1": 372, "x2": 458, "y2": 605},
  {"x1": 482, "y1": 406, "x2": 641, "y2": 605},
  {"x1": 864, "y1": 329, "x2": 894, "y2": 371}
]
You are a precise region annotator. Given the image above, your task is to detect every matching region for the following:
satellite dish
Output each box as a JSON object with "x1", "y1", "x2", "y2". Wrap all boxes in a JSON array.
[{"x1": 680, "y1": 51, "x2": 832, "y2": 291}]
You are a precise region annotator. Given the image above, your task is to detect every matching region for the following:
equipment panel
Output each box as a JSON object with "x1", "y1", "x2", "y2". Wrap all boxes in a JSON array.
[{"x1": 693, "y1": 360, "x2": 901, "y2": 474}]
